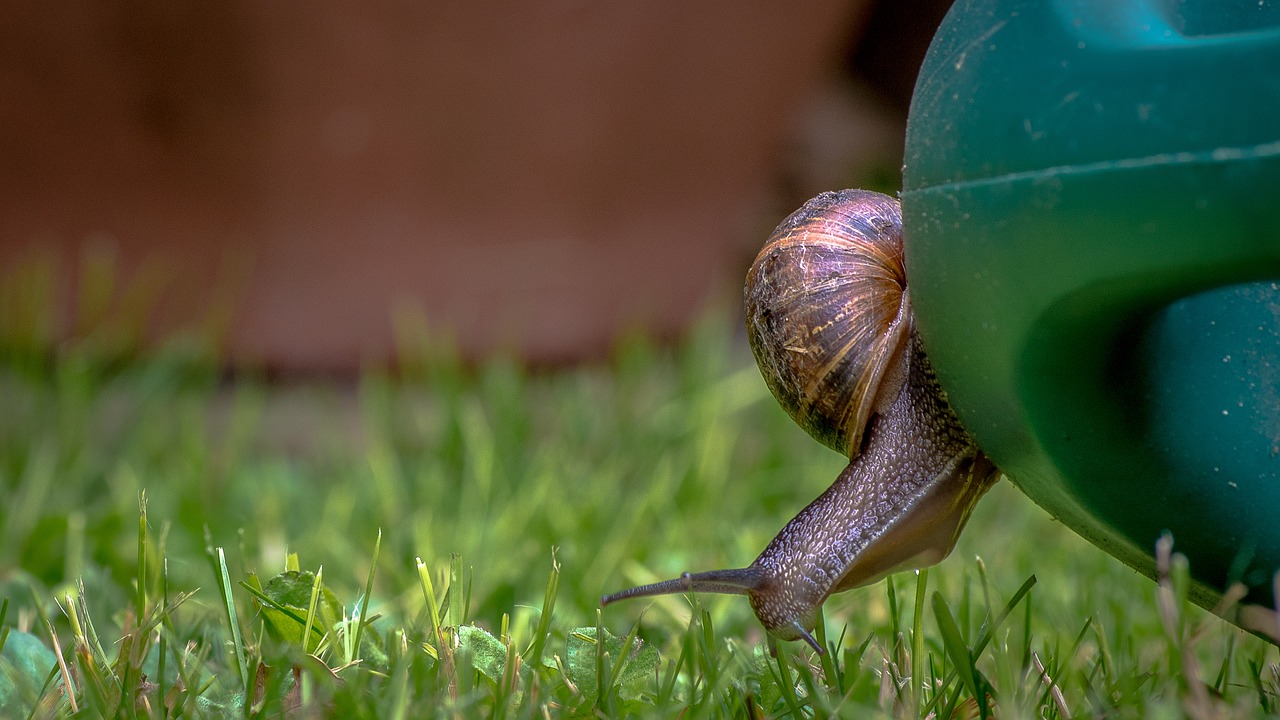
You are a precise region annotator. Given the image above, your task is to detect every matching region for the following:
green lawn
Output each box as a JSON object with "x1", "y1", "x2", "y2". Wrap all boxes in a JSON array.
[{"x1": 1, "y1": 316, "x2": 1277, "y2": 718}]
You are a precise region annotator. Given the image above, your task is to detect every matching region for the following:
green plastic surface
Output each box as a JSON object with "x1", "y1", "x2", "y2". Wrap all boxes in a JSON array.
[{"x1": 902, "y1": 0, "x2": 1280, "y2": 607}]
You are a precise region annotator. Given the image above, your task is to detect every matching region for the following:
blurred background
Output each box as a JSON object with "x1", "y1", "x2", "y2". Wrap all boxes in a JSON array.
[{"x1": 1, "y1": 0, "x2": 953, "y2": 373}]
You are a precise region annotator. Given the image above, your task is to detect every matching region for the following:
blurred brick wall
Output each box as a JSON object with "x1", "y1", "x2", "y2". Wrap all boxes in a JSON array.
[{"x1": 1, "y1": 2, "x2": 882, "y2": 371}]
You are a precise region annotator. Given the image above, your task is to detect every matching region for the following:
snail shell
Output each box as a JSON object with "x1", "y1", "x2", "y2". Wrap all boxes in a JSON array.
[{"x1": 745, "y1": 190, "x2": 910, "y2": 457}]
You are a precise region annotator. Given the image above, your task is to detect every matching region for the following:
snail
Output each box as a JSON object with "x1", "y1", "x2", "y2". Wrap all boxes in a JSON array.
[{"x1": 601, "y1": 189, "x2": 1001, "y2": 653}]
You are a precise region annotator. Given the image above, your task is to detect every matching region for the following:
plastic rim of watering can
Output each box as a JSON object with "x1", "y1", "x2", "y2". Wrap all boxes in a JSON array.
[{"x1": 900, "y1": 0, "x2": 1280, "y2": 609}]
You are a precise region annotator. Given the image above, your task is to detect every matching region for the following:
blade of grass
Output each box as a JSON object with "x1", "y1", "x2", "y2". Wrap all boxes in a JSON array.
[
  {"x1": 136, "y1": 491, "x2": 147, "y2": 624},
  {"x1": 350, "y1": 529, "x2": 381, "y2": 667},
  {"x1": 1036, "y1": 616, "x2": 1093, "y2": 713},
  {"x1": 449, "y1": 554, "x2": 462, "y2": 629},
  {"x1": 975, "y1": 558, "x2": 1017, "y2": 710},
  {"x1": 921, "y1": 573, "x2": 1039, "y2": 718},
  {"x1": 302, "y1": 565, "x2": 324, "y2": 655},
  {"x1": 886, "y1": 576, "x2": 899, "y2": 639},
  {"x1": 416, "y1": 554, "x2": 455, "y2": 691},
  {"x1": 216, "y1": 547, "x2": 248, "y2": 692},
  {"x1": 158, "y1": 557, "x2": 168, "y2": 714},
  {"x1": 45, "y1": 615, "x2": 78, "y2": 714},
  {"x1": 1213, "y1": 632, "x2": 1236, "y2": 695},
  {"x1": 64, "y1": 592, "x2": 113, "y2": 711},
  {"x1": 1033, "y1": 650, "x2": 1071, "y2": 718},
  {"x1": 462, "y1": 559, "x2": 473, "y2": 626},
  {"x1": 814, "y1": 610, "x2": 838, "y2": 681},
  {"x1": 911, "y1": 568, "x2": 929, "y2": 714},
  {"x1": 972, "y1": 574, "x2": 1038, "y2": 658},
  {"x1": 526, "y1": 549, "x2": 559, "y2": 666},
  {"x1": 606, "y1": 613, "x2": 643, "y2": 694},
  {"x1": 0, "y1": 597, "x2": 8, "y2": 650},
  {"x1": 932, "y1": 591, "x2": 984, "y2": 717},
  {"x1": 697, "y1": 608, "x2": 722, "y2": 703},
  {"x1": 72, "y1": 581, "x2": 112, "y2": 676},
  {"x1": 416, "y1": 557, "x2": 442, "y2": 641},
  {"x1": 594, "y1": 609, "x2": 607, "y2": 711},
  {"x1": 772, "y1": 642, "x2": 803, "y2": 716}
]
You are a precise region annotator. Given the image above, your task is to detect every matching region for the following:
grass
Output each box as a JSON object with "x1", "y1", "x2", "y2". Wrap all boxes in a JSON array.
[{"x1": 1, "y1": 310, "x2": 1279, "y2": 717}]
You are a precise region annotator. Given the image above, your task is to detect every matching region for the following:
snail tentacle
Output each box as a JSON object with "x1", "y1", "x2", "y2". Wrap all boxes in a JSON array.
[{"x1": 599, "y1": 568, "x2": 765, "y2": 604}]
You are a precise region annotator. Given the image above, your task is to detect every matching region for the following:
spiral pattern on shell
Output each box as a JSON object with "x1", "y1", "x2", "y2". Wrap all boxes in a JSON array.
[{"x1": 745, "y1": 190, "x2": 910, "y2": 457}]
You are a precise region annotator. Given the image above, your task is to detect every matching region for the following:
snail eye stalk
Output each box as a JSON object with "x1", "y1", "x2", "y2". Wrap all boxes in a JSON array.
[{"x1": 600, "y1": 567, "x2": 765, "y2": 605}]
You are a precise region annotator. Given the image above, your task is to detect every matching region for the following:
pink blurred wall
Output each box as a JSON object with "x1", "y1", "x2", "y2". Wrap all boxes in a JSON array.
[{"x1": 1, "y1": 2, "x2": 874, "y2": 371}]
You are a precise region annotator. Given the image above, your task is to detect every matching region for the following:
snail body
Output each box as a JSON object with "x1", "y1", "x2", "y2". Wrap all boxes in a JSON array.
[{"x1": 602, "y1": 190, "x2": 1000, "y2": 651}]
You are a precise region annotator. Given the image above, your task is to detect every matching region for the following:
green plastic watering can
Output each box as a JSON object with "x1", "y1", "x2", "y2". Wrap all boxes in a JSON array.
[{"x1": 903, "y1": 0, "x2": 1280, "y2": 619}]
